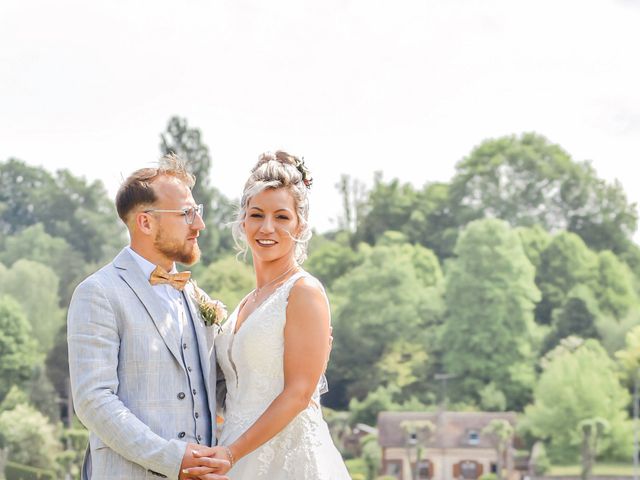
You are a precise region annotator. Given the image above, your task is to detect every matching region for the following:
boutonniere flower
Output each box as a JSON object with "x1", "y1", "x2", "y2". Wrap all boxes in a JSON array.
[{"x1": 189, "y1": 280, "x2": 228, "y2": 331}]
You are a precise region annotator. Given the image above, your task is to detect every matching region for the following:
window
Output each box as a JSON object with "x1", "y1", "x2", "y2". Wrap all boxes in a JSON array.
[
  {"x1": 468, "y1": 429, "x2": 480, "y2": 445},
  {"x1": 417, "y1": 459, "x2": 431, "y2": 479}
]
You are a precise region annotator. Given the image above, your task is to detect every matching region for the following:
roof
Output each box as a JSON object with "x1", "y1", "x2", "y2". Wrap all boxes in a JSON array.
[{"x1": 377, "y1": 411, "x2": 518, "y2": 449}]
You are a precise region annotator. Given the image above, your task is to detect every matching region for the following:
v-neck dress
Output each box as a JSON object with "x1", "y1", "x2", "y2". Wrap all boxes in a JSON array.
[{"x1": 214, "y1": 271, "x2": 350, "y2": 479}]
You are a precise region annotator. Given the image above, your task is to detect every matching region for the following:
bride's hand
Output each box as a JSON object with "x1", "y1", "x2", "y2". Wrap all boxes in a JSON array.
[{"x1": 183, "y1": 446, "x2": 233, "y2": 478}]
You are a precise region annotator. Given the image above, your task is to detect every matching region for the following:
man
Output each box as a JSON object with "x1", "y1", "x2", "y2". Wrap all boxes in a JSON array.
[{"x1": 68, "y1": 154, "x2": 229, "y2": 479}]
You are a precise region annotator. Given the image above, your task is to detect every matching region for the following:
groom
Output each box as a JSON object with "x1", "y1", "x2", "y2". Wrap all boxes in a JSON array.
[{"x1": 68, "y1": 154, "x2": 229, "y2": 479}]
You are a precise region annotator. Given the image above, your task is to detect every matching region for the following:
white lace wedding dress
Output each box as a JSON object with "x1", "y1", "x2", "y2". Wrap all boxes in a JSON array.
[{"x1": 215, "y1": 271, "x2": 351, "y2": 479}]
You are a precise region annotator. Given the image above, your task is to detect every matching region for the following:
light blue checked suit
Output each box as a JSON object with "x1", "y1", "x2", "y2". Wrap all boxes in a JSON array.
[{"x1": 68, "y1": 248, "x2": 221, "y2": 480}]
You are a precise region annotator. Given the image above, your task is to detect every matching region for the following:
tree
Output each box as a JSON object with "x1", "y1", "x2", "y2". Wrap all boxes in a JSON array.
[
  {"x1": 0, "y1": 259, "x2": 64, "y2": 353},
  {"x1": 442, "y1": 219, "x2": 541, "y2": 409},
  {"x1": 196, "y1": 255, "x2": 254, "y2": 311},
  {"x1": 482, "y1": 419, "x2": 514, "y2": 480},
  {"x1": 524, "y1": 338, "x2": 632, "y2": 463},
  {"x1": 354, "y1": 172, "x2": 418, "y2": 246},
  {"x1": 327, "y1": 242, "x2": 444, "y2": 408},
  {"x1": 0, "y1": 158, "x2": 124, "y2": 263},
  {"x1": 578, "y1": 417, "x2": 609, "y2": 480},
  {"x1": 335, "y1": 174, "x2": 368, "y2": 235},
  {"x1": 160, "y1": 116, "x2": 234, "y2": 262},
  {"x1": 0, "y1": 223, "x2": 87, "y2": 306},
  {"x1": 448, "y1": 133, "x2": 637, "y2": 254},
  {"x1": 516, "y1": 225, "x2": 552, "y2": 270},
  {"x1": 0, "y1": 296, "x2": 39, "y2": 401},
  {"x1": 401, "y1": 420, "x2": 436, "y2": 480},
  {"x1": 404, "y1": 182, "x2": 460, "y2": 259},
  {"x1": 535, "y1": 231, "x2": 599, "y2": 325},
  {"x1": 305, "y1": 239, "x2": 364, "y2": 290},
  {"x1": 595, "y1": 250, "x2": 636, "y2": 320},
  {"x1": 0, "y1": 403, "x2": 62, "y2": 469},
  {"x1": 543, "y1": 286, "x2": 601, "y2": 354}
]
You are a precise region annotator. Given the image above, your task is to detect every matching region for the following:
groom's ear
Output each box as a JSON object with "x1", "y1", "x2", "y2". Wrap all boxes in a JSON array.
[{"x1": 135, "y1": 211, "x2": 155, "y2": 236}]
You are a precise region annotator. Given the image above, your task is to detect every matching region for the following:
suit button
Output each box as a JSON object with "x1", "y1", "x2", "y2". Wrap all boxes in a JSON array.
[
  {"x1": 177, "y1": 392, "x2": 186, "y2": 400},
  {"x1": 178, "y1": 432, "x2": 186, "y2": 439},
  {"x1": 187, "y1": 366, "x2": 192, "y2": 372},
  {"x1": 195, "y1": 412, "x2": 199, "y2": 419},
  {"x1": 192, "y1": 389, "x2": 197, "y2": 395},
  {"x1": 197, "y1": 434, "x2": 202, "y2": 442},
  {"x1": 183, "y1": 343, "x2": 188, "y2": 349}
]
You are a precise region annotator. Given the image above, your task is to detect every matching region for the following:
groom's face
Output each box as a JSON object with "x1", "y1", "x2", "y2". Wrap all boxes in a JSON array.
[{"x1": 150, "y1": 175, "x2": 205, "y2": 266}]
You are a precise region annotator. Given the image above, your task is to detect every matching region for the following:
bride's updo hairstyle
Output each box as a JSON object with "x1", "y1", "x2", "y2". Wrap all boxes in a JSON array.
[{"x1": 232, "y1": 150, "x2": 313, "y2": 264}]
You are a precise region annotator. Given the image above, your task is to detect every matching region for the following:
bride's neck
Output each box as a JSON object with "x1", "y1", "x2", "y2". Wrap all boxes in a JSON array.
[{"x1": 254, "y1": 258, "x2": 298, "y2": 288}]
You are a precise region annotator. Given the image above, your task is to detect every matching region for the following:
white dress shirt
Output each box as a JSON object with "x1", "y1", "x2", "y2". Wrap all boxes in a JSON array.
[{"x1": 126, "y1": 246, "x2": 187, "y2": 337}]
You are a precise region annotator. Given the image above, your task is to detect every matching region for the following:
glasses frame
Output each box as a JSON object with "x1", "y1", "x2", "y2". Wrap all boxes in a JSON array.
[{"x1": 144, "y1": 204, "x2": 204, "y2": 225}]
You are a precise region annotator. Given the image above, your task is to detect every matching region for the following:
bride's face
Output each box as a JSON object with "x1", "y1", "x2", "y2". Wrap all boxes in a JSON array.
[{"x1": 244, "y1": 187, "x2": 300, "y2": 264}]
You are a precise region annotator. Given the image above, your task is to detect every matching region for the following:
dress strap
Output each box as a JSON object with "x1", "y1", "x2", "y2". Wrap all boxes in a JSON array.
[{"x1": 280, "y1": 270, "x2": 309, "y2": 299}]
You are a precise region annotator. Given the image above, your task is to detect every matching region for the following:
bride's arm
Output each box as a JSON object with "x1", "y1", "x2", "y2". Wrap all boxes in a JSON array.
[{"x1": 185, "y1": 277, "x2": 331, "y2": 476}]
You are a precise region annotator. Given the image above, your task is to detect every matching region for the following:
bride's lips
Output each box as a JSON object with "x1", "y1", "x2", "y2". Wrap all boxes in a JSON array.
[{"x1": 256, "y1": 239, "x2": 277, "y2": 247}]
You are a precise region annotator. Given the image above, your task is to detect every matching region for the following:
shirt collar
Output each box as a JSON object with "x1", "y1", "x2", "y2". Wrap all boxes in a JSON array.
[{"x1": 126, "y1": 246, "x2": 177, "y2": 279}]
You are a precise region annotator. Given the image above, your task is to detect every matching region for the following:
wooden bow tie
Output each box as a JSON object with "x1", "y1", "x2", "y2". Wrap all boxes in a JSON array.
[{"x1": 149, "y1": 266, "x2": 191, "y2": 291}]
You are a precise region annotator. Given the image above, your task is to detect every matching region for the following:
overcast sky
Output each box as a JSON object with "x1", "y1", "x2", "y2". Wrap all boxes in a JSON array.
[{"x1": 2, "y1": 0, "x2": 640, "y2": 234}]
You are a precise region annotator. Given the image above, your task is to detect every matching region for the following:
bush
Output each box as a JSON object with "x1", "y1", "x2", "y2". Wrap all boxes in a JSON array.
[
  {"x1": 4, "y1": 461, "x2": 55, "y2": 480},
  {"x1": 0, "y1": 404, "x2": 62, "y2": 469},
  {"x1": 479, "y1": 474, "x2": 498, "y2": 480}
]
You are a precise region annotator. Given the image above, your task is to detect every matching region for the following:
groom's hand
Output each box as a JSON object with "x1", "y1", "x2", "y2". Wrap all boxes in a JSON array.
[
  {"x1": 182, "y1": 446, "x2": 232, "y2": 478},
  {"x1": 179, "y1": 444, "x2": 230, "y2": 480}
]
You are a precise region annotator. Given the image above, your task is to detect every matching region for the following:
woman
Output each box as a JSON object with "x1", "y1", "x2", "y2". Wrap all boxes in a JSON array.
[{"x1": 185, "y1": 151, "x2": 350, "y2": 479}]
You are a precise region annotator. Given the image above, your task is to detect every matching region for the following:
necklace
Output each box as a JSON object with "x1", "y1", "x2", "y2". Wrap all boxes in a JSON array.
[{"x1": 251, "y1": 264, "x2": 299, "y2": 301}]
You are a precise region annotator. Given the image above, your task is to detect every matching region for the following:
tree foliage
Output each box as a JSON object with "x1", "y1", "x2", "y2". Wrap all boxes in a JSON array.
[
  {"x1": 524, "y1": 338, "x2": 632, "y2": 462},
  {"x1": 0, "y1": 296, "x2": 39, "y2": 401},
  {"x1": 0, "y1": 159, "x2": 124, "y2": 263},
  {"x1": 160, "y1": 116, "x2": 235, "y2": 262},
  {"x1": 442, "y1": 219, "x2": 541, "y2": 410}
]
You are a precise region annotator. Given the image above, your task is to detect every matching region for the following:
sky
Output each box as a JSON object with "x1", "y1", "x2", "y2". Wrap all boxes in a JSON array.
[{"x1": 2, "y1": 0, "x2": 640, "y2": 234}]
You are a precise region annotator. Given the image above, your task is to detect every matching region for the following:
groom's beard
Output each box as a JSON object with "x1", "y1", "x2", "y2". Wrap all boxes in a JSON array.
[{"x1": 153, "y1": 226, "x2": 201, "y2": 266}]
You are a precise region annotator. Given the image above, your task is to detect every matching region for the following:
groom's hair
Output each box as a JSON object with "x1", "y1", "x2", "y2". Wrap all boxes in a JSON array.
[{"x1": 116, "y1": 153, "x2": 195, "y2": 225}]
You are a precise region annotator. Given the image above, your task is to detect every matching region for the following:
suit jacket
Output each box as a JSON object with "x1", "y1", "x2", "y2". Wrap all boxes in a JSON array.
[{"x1": 68, "y1": 248, "x2": 218, "y2": 480}]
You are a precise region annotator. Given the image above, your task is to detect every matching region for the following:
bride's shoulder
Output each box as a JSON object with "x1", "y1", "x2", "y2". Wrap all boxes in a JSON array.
[{"x1": 288, "y1": 272, "x2": 327, "y2": 302}]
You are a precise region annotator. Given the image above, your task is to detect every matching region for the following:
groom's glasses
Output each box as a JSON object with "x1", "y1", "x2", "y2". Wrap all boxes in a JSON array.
[{"x1": 144, "y1": 204, "x2": 204, "y2": 225}]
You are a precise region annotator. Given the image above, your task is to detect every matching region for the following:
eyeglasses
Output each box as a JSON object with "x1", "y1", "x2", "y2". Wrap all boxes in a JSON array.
[{"x1": 144, "y1": 204, "x2": 204, "y2": 225}]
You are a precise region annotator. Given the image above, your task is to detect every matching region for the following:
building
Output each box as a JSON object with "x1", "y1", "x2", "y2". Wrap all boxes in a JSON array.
[{"x1": 378, "y1": 411, "x2": 519, "y2": 480}]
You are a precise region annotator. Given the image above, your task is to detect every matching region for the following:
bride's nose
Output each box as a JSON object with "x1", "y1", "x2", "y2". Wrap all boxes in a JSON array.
[{"x1": 259, "y1": 216, "x2": 275, "y2": 234}]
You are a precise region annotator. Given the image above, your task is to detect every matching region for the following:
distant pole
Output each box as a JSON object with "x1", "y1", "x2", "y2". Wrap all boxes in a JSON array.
[{"x1": 434, "y1": 373, "x2": 456, "y2": 410}]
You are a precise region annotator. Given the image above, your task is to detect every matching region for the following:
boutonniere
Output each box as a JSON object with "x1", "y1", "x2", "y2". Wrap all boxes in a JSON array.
[{"x1": 189, "y1": 280, "x2": 228, "y2": 331}]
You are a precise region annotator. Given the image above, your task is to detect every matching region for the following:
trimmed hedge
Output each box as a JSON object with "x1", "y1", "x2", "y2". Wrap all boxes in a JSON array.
[{"x1": 4, "y1": 462, "x2": 55, "y2": 480}]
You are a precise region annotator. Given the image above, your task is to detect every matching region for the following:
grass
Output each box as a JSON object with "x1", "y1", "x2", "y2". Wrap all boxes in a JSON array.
[{"x1": 549, "y1": 463, "x2": 635, "y2": 475}]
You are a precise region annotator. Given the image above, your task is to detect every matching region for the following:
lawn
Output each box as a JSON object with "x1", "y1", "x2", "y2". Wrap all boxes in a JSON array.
[{"x1": 549, "y1": 463, "x2": 635, "y2": 476}]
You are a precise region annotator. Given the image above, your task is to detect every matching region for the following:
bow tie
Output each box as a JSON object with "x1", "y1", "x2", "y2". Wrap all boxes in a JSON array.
[{"x1": 149, "y1": 266, "x2": 191, "y2": 291}]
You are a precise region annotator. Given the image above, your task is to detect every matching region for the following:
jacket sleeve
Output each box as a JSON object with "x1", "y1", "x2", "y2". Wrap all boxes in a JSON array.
[{"x1": 67, "y1": 277, "x2": 186, "y2": 479}]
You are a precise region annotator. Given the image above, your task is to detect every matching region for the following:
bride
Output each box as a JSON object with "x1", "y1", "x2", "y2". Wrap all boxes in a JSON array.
[{"x1": 184, "y1": 151, "x2": 351, "y2": 479}]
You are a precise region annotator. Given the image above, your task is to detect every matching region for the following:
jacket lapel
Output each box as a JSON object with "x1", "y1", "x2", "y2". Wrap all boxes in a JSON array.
[{"x1": 113, "y1": 249, "x2": 183, "y2": 366}]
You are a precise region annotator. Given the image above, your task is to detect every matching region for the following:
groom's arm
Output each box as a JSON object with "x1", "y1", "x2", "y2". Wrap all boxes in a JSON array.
[{"x1": 68, "y1": 277, "x2": 187, "y2": 479}]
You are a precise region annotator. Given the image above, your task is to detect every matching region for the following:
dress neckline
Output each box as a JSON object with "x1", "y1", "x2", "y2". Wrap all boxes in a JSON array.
[{"x1": 232, "y1": 270, "x2": 306, "y2": 335}]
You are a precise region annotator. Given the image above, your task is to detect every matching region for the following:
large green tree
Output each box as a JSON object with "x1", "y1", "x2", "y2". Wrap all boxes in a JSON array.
[
  {"x1": 524, "y1": 338, "x2": 632, "y2": 463},
  {"x1": 0, "y1": 259, "x2": 64, "y2": 353},
  {"x1": 0, "y1": 223, "x2": 88, "y2": 306},
  {"x1": 535, "y1": 231, "x2": 599, "y2": 325},
  {"x1": 442, "y1": 218, "x2": 541, "y2": 410},
  {"x1": 326, "y1": 241, "x2": 444, "y2": 409},
  {"x1": 0, "y1": 158, "x2": 124, "y2": 263},
  {"x1": 448, "y1": 133, "x2": 637, "y2": 255},
  {"x1": 0, "y1": 295, "x2": 39, "y2": 401},
  {"x1": 160, "y1": 116, "x2": 234, "y2": 262}
]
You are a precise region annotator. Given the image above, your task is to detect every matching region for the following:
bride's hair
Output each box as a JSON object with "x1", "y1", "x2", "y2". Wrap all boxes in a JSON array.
[{"x1": 231, "y1": 150, "x2": 312, "y2": 264}]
